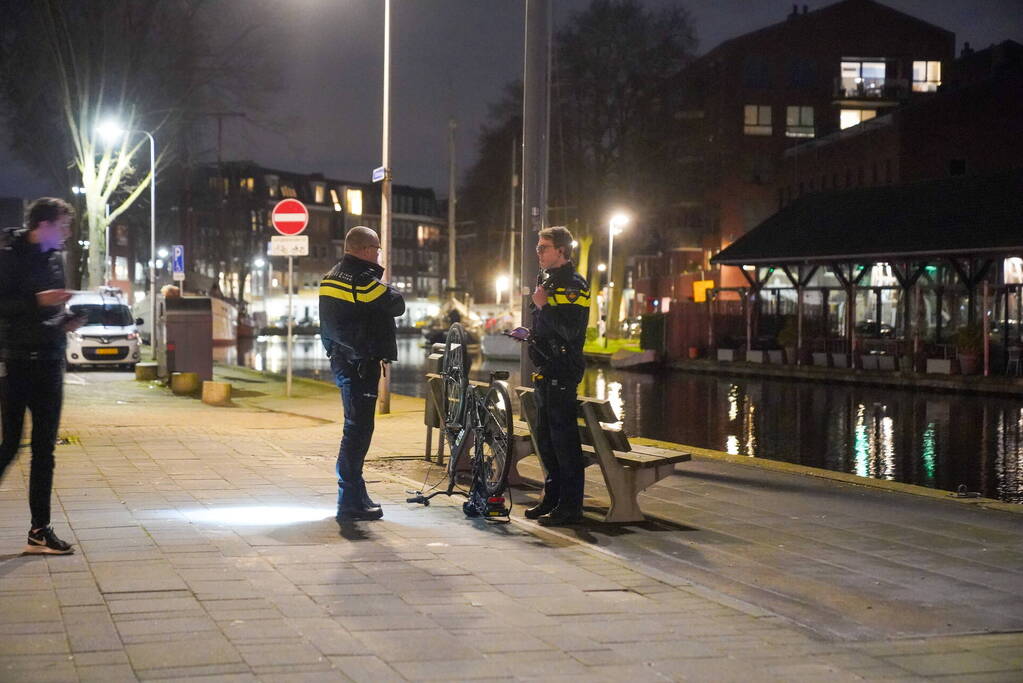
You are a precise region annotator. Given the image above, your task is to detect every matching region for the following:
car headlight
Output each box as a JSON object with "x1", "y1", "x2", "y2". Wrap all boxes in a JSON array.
[{"x1": 126, "y1": 332, "x2": 138, "y2": 340}]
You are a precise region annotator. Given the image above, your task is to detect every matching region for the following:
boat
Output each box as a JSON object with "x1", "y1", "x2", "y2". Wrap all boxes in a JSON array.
[
  {"x1": 481, "y1": 332, "x2": 521, "y2": 361},
  {"x1": 210, "y1": 296, "x2": 238, "y2": 347},
  {"x1": 610, "y1": 348, "x2": 661, "y2": 371}
]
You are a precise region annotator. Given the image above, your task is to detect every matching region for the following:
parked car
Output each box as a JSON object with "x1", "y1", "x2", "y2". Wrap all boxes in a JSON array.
[
  {"x1": 65, "y1": 288, "x2": 143, "y2": 370},
  {"x1": 854, "y1": 320, "x2": 894, "y2": 338}
]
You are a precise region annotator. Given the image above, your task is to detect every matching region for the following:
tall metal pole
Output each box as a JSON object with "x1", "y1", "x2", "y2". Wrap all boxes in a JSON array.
[
  {"x1": 378, "y1": 0, "x2": 392, "y2": 414},
  {"x1": 520, "y1": 0, "x2": 550, "y2": 380},
  {"x1": 447, "y1": 118, "x2": 457, "y2": 291},
  {"x1": 509, "y1": 136, "x2": 517, "y2": 301},
  {"x1": 607, "y1": 220, "x2": 614, "y2": 343},
  {"x1": 145, "y1": 131, "x2": 157, "y2": 356}
]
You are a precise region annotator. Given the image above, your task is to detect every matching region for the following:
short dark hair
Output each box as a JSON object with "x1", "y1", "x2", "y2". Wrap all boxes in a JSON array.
[
  {"x1": 538, "y1": 225, "x2": 574, "y2": 259},
  {"x1": 26, "y1": 197, "x2": 74, "y2": 230}
]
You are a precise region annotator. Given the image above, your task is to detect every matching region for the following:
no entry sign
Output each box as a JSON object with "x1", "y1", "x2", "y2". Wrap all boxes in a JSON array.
[{"x1": 271, "y1": 199, "x2": 309, "y2": 235}]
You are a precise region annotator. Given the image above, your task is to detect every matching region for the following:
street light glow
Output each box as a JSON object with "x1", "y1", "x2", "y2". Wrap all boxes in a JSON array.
[
  {"x1": 597, "y1": 263, "x2": 607, "y2": 272},
  {"x1": 157, "y1": 247, "x2": 169, "y2": 259},
  {"x1": 495, "y1": 275, "x2": 510, "y2": 292},
  {"x1": 610, "y1": 212, "x2": 629, "y2": 235},
  {"x1": 254, "y1": 258, "x2": 266, "y2": 268},
  {"x1": 96, "y1": 119, "x2": 125, "y2": 144}
]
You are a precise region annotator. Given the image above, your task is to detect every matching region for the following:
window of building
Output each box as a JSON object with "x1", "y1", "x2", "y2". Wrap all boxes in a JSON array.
[
  {"x1": 912, "y1": 61, "x2": 941, "y2": 92},
  {"x1": 208, "y1": 177, "x2": 229, "y2": 196},
  {"x1": 743, "y1": 104, "x2": 772, "y2": 136},
  {"x1": 313, "y1": 183, "x2": 325, "y2": 204},
  {"x1": 839, "y1": 108, "x2": 876, "y2": 130},
  {"x1": 785, "y1": 106, "x2": 814, "y2": 137},
  {"x1": 788, "y1": 58, "x2": 817, "y2": 88},
  {"x1": 742, "y1": 55, "x2": 770, "y2": 88},
  {"x1": 280, "y1": 183, "x2": 297, "y2": 199},
  {"x1": 239, "y1": 177, "x2": 254, "y2": 193},
  {"x1": 330, "y1": 189, "x2": 342, "y2": 212},
  {"x1": 265, "y1": 175, "x2": 279, "y2": 198},
  {"x1": 346, "y1": 188, "x2": 363, "y2": 216},
  {"x1": 839, "y1": 60, "x2": 886, "y2": 97}
]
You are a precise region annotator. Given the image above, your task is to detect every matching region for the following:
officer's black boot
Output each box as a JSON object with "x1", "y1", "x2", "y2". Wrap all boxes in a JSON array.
[
  {"x1": 358, "y1": 481, "x2": 382, "y2": 513},
  {"x1": 524, "y1": 498, "x2": 556, "y2": 519}
]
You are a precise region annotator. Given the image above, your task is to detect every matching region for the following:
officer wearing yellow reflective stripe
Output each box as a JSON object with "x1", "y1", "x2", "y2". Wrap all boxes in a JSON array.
[
  {"x1": 319, "y1": 227, "x2": 405, "y2": 523},
  {"x1": 525, "y1": 226, "x2": 589, "y2": 526}
]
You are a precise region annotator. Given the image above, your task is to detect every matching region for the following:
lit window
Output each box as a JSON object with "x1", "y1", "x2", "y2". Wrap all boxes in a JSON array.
[
  {"x1": 238, "y1": 177, "x2": 254, "y2": 193},
  {"x1": 265, "y1": 175, "x2": 279, "y2": 198},
  {"x1": 346, "y1": 188, "x2": 363, "y2": 216},
  {"x1": 839, "y1": 61, "x2": 887, "y2": 97},
  {"x1": 912, "y1": 60, "x2": 941, "y2": 92},
  {"x1": 785, "y1": 106, "x2": 814, "y2": 137},
  {"x1": 280, "y1": 184, "x2": 297, "y2": 198},
  {"x1": 743, "y1": 105, "x2": 772, "y2": 136},
  {"x1": 840, "y1": 109, "x2": 876, "y2": 130},
  {"x1": 313, "y1": 183, "x2": 325, "y2": 204},
  {"x1": 330, "y1": 189, "x2": 342, "y2": 212}
]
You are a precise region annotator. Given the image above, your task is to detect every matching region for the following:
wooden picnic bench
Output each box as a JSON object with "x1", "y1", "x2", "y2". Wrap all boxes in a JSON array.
[{"x1": 515, "y1": 387, "x2": 691, "y2": 523}]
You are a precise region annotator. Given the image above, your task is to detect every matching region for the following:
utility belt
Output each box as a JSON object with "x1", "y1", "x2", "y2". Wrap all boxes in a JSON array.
[{"x1": 328, "y1": 342, "x2": 385, "y2": 379}]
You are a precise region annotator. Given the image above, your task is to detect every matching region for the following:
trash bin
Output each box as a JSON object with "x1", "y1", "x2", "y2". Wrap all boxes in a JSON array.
[
  {"x1": 640, "y1": 313, "x2": 666, "y2": 353},
  {"x1": 158, "y1": 296, "x2": 213, "y2": 381}
]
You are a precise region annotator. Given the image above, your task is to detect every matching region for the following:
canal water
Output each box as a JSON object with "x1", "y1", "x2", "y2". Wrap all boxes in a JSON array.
[{"x1": 229, "y1": 335, "x2": 1023, "y2": 504}]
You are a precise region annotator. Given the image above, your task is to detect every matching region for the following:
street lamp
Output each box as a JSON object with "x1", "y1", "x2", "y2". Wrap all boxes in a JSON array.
[
  {"x1": 98, "y1": 120, "x2": 157, "y2": 353},
  {"x1": 606, "y1": 212, "x2": 629, "y2": 347}
]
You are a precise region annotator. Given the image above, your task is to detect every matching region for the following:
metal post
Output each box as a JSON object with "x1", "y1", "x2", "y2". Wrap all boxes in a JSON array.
[
  {"x1": 605, "y1": 220, "x2": 614, "y2": 348},
  {"x1": 509, "y1": 136, "x2": 517, "y2": 298},
  {"x1": 983, "y1": 280, "x2": 990, "y2": 377},
  {"x1": 286, "y1": 255, "x2": 293, "y2": 397},
  {"x1": 519, "y1": 0, "x2": 550, "y2": 380},
  {"x1": 145, "y1": 132, "x2": 157, "y2": 357},
  {"x1": 448, "y1": 118, "x2": 457, "y2": 291},
  {"x1": 378, "y1": 0, "x2": 392, "y2": 414}
]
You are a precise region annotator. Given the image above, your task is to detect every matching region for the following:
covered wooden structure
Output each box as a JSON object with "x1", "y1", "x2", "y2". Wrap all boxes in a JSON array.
[{"x1": 710, "y1": 168, "x2": 1023, "y2": 372}]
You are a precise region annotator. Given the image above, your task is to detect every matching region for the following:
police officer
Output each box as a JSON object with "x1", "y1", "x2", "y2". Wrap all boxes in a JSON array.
[
  {"x1": 319, "y1": 226, "x2": 405, "y2": 522},
  {"x1": 525, "y1": 226, "x2": 590, "y2": 526},
  {"x1": 0, "y1": 197, "x2": 80, "y2": 554}
]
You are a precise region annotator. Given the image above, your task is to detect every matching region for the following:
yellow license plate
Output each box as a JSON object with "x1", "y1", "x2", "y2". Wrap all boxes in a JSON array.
[{"x1": 95, "y1": 348, "x2": 119, "y2": 355}]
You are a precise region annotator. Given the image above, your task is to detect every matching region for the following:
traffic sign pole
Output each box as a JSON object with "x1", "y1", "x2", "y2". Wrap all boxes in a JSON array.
[
  {"x1": 269, "y1": 199, "x2": 308, "y2": 399},
  {"x1": 287, "y1": 256, "x2": 293, "y2": 397}
]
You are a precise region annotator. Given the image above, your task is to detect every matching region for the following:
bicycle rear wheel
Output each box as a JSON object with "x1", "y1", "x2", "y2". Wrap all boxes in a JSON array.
[{"x1": 477, "y1": 381, "x2": 513, "y2": 496}]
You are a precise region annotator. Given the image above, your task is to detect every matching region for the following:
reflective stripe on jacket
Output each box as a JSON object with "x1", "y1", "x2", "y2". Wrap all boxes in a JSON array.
[{"x1": 318, "y1": 254, "x2": 405, "y2": 362}]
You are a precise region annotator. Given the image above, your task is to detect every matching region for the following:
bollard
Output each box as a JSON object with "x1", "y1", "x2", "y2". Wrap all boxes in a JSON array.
[
  {"x1": 135, "y1": 362, "x2": 158, "y2": 381},
  {"x1": 170, "y1": 372, "x2": 201, "y2": 396},
  {"x1": 201, "y1": 381, "x2": 232, "y2": 406}
]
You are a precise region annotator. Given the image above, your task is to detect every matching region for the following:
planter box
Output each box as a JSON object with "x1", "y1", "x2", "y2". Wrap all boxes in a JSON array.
[
  {"x1": 767, "y1": 350, "x2": 785, "y2": 364},
  {"x1": 717, "y1": 348, "x2": 741, "y2": 362},
  {"x1": 747, "y1": 350, "x2": 766, "y2": 363},
  {"x1": 926, "y1": 358, "x2": 953, "y2": 374},
  {"x1": 832, "y1": 353, "x2": 850, "y2": 368},
  {"x1": 812, "y1": 352, "x2": 830, "y2": 368},
  {"x1": 877, "y1": 355, "x2": 898, "y2": 371}
]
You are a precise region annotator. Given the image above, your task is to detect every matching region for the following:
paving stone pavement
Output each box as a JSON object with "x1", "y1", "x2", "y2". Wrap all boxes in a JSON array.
[{"x1": 0, "y1": 367, "x2": 1020, "y2": 681}]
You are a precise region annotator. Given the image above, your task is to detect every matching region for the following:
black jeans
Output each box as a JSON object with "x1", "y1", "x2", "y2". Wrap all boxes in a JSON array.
[
  {"x1": 533, "y1": 376, "x2": 585, "y2": 513},
  {"x1": 331, "y1": 357, "x2": 381, "y2": 512},
  {"x1": 0, "y1": 357, "x2": 65, "y2": 529}
]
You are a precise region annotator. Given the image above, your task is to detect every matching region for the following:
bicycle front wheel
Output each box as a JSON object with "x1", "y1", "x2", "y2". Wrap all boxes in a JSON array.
[
  {"x1": 477, "y1": 381, "x2": 513, "y2": 496},
  {"x1": 442, "y1": 322, "x2": 470, "y2": 434}
]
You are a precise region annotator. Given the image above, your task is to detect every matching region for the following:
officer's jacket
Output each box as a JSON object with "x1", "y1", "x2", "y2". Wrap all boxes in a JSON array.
[
  {"x1": 529, "y1": 261, "x2": 589, "y2": 383},
  {"x1": 0, "y1": 227, "x2": 69, "y2": 356},
  {"x1": 319, "y1": 254, "x2": 405, "y2": 362}
]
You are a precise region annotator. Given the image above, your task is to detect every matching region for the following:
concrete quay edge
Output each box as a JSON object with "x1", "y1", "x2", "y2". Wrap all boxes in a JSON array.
[{"x1": 216, "y1": 363, "x2": 1023, "y2": 516}]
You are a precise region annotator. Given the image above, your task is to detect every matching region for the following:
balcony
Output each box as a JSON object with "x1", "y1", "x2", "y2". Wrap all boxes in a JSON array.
[{"x1": 833, "y1": 77, "x2": 908, "y2": 104}]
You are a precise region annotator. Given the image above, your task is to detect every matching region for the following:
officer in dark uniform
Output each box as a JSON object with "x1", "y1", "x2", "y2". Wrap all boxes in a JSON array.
[
  {"x1": 525, "y1": 226, "x2": 590, "y2": 526},
  {"x1": 319, "y1": 226, "x2": 405, "y2": 522},
  {"x1": 0, "y1": 197, "x2": 80, "y2": 554}
]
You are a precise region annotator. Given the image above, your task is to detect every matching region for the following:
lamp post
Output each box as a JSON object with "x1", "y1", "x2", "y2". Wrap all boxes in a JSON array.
[
  {"x1": 495, "y1": 274, "x2": 509, "y2": 306},
  {"x1": 378, "y1": 0, "x2": 393, "y2": 414},
  {"x1": 98, "y1": 121, "x2": 156, "y2": 354},
  {"x1": 606, "y1": 212, "x2": 629, "y2": 345}
]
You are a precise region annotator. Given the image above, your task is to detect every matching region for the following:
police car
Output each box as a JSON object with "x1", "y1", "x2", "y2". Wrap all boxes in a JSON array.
[{"x1": 65, "y1": 287, "x2": 143, "y2": 369}]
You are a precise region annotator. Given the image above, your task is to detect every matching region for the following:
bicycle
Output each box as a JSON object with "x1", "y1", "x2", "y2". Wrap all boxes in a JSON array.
[{"x1": 406, "y1": 322, "x2": 514, "y2": 519}]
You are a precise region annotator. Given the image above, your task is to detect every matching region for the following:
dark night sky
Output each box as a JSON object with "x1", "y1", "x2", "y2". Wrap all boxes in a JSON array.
[{"x1": 2, "y1": 0, "x2": 1021, "y2": 200}]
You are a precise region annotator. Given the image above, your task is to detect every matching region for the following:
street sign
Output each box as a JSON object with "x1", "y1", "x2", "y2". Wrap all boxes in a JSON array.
[
  {"x1": 372, "y1": 166, "x2": 388, "y2": 183},
  {"x1": 269, "y1": 235, "x2": 309, "y2": 257},
  {"x1": 271, "y1": 199, "x2": 308, "y2": 235},
  {"x1": 172, "y1": 245, "x2": 185, "y2": 282}
]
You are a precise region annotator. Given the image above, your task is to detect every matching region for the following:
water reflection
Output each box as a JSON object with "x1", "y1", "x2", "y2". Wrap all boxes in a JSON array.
[{"x1": 234, "y1": 335, "x2": 1023, "y2": 503}]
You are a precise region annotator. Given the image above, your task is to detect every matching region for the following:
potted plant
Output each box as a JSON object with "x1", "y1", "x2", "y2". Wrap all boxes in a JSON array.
[{"x1": 954, "y1": 322, "x2": 984, "y2": 375}]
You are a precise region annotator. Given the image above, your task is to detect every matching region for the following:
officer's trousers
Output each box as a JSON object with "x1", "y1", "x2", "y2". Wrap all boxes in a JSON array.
[
  {"x1": 0, "y1": 358, "x2": 64, "y2": 529},
  {"x1": 331, "y1": 357, "x2": 381, "y2": 512},
  {"x1": 533, "y1": 376, "x2": 585, "y2": 513}
]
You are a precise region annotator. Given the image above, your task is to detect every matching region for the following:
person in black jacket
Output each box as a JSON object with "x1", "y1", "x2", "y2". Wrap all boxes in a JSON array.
[
  {"x1": 525, "y1": 226, "x2": 590, "y2": 526},
  {"x1": 319, "y1": 226, "x2": 405, "y2": 522},
  {"x1": 0, "y1": 197, "x2": 81, "y2": 554}
]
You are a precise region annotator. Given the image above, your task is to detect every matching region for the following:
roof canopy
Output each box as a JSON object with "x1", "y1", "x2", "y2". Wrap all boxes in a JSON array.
[{"x1": 712, "y1": 169, "x2": 1023, "y2": 266}]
